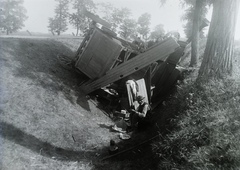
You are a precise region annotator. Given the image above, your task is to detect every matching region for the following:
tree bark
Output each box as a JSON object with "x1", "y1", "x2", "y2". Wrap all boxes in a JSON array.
[
  {"x1": 76, "y1": 25, "x2": 79, "y2": 36},
  {"x1": 190, "y1": 0, "x2": 203, "y2": 67},
  {"x1": 198, "y1": 0, "x2": 240, "y2": 81}
]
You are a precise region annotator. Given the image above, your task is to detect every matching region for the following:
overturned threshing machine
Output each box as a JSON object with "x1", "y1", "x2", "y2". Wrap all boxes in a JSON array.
[{"x1": 73, "y1": 11, "x2": 188, "y2": 111}]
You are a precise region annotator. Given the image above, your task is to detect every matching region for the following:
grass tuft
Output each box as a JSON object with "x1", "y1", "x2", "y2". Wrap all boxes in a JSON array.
[{"x1": 152, "y1": 77, "x2": 240, "y2": 170}]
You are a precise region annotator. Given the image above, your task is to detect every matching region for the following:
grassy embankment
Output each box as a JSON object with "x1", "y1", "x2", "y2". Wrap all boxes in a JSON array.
[{"x1": 152, "y1": 40, "x2": 240, "y2": 170}]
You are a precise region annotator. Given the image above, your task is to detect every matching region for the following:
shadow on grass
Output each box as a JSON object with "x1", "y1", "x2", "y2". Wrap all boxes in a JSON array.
[
  {"x1": 0, "y1": 121, "x2": 98, "y2": 161},
  {"x1": 0, "y1": 120, "x2": 165, "y2": 170},
  {"x1": 98, "y1": 123, "x2": 113, "y2": 132},
  {"x1": 96, "y1": 129, "x2": 160, "y2": 170},
  {"x1": 95, "y1": 103, "x2": 178, "y2": 170},
  {"x1": 0, "y1": 121, "x2": 158, "y2": 169},
  {"x1": 0, "y1": 38, "x2": 91, "y2": 111}
]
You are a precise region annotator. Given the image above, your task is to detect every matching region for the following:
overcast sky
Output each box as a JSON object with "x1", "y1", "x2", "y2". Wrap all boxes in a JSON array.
[{"x1": 22, "y1": 0, "x2": 240, "y2": 39}]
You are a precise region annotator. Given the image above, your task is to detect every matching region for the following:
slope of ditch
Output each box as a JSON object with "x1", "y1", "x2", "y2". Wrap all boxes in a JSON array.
[{"x1": 0, "y1": 37, "x2": 124, "y2": 169}]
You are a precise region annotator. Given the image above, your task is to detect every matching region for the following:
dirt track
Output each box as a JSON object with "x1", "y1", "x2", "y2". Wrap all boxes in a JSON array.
[{"x1": 0, "y1": 37, "x2": 122, "y2": 169}]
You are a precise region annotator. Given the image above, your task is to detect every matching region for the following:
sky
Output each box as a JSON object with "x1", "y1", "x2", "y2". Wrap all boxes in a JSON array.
[{"x1": 22, "y1": 0, "x2": 240, "y2": 39}]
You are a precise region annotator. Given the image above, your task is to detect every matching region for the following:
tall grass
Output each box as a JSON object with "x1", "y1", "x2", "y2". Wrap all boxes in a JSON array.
[{"x1": 152, "y1": 77, "x2": 240, "y2": 170}]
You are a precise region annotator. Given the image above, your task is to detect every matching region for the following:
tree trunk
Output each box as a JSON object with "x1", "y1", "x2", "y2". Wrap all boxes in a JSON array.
[
  {"x1": 190, "y1": 0, "x2": 203, "y2": 67},
  {"x1": 198, "y1": 0, "x2": 240, "y2": 81},
  {"x1": 51, "y1": 31, "x2": 55, "y2": 36},
  {"x1": 76, "y1": 27, "x2": 79, "y2": 36}
]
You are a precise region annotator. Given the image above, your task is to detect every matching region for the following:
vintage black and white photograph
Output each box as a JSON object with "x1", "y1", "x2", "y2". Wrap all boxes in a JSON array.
[{"x1": 1, "y1": 0, "x2": 240, "y2": 169}]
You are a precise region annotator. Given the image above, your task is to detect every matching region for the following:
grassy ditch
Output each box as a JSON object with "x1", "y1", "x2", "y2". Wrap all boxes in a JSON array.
[{"x1": 152, "y1": 77, "x2": 240, "y2": 169}]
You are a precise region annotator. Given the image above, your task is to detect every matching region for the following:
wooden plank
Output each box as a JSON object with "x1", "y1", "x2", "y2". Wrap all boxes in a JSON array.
[
  {"x1": 81, "y1": 38, "x2": 179, "y2": 94},
  {"x1": 84, "y1": 10, "x2": 111, "y2": 29}
]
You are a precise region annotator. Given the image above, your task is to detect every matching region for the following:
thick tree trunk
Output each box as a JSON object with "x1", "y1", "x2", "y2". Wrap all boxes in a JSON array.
[
  {"x1": 190, "y1": 0, "x2": 203, "y2": 67},
  {"x1": 198, "y1": 0, "x2": 240, "y2": 81}
]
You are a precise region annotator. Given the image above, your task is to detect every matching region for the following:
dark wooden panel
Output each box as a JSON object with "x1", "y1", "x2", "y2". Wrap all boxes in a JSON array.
[
  {"x1": 151, "y1": 68, "x2": 180, "y2": 109},
  {"x1": 151, "y1": 62, "x2": 167, "y2": 86},
  {"x1": 144, "y1": 67, "x2": 152, "y2": 104},
  {"x1": 165, "y1": 40, "x2": 188, "y2": 66},
  {"x1": 81, "y1": 38, "x2": 179, "y2": 94},
  {"x1": 75, "y1": 28, "x2": 122, "y2": 79},
  {"x1": 151, "y1": 63, "x2": 176, "y2": 103}
]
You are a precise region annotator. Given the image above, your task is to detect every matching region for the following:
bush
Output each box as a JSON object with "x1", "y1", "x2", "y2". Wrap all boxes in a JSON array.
[{"x1": 152, "y1": 78, "x2": 240, "y2": 170}]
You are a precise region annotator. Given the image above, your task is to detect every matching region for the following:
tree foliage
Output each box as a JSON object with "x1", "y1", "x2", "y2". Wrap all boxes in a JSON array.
[
  {"x1": 48, "y1": 0, "x2": 69, "y2": 35},
  {"x1": 69, "y1": 0, "x2": 96, "y2": 36},
  {"x1": 96, "y1": 2, "x2": 115, "y2": 27},
  {"x1": 137, "y1": 13, "x2": 151, "y2": 40},
  {"x1": 150, "y1": 24, "x2": 165, "y2": 41},
  {"x1": 112, "y1": 7, "x2": 132, "y2": 32},
  {"x1": 118, "y1": 18, "x2": 137, "y2": 40},
  {"x1": 98, "y1": 3, "x2": 132, "y2": 33},
  {"x1": 181, "y1": 5, "x2": 207, "y2": 40},
  {"x1": 0, "y1": 0, "x2": 27, "y2": 35},
  {"x1": 97, "y1": 4, "x2": 137, "y2": 39},
  {"x1": 178, "y1": 0, "x2": 211, "y2": 67},
  {"x1": 159, "y1": 0, "x2": 211, "y2": 67}
]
